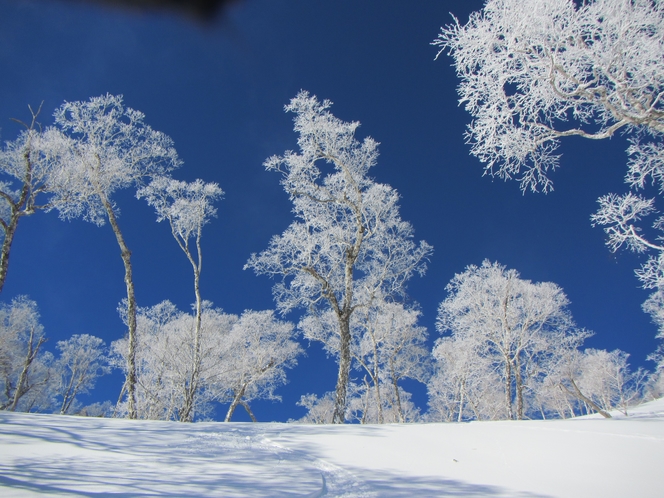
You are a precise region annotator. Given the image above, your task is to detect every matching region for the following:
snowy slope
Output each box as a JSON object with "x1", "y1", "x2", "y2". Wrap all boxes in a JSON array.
[{"x1": 1, "y1": 399, "x2": 663, "y2": 497}]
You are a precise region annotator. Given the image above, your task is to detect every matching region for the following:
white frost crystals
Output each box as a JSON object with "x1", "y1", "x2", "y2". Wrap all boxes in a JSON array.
[
  {"x1": 428, "y1": 260, "x2": 645, "y2": 421},
  {"x1": 111, "y1": 302, "x2": 301, "y2": 422},
  {"x1": 0, "y1": 109, "x2": 72, "y2": 293}
]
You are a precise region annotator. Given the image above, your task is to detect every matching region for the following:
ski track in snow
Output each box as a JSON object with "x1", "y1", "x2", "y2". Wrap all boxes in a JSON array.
[{"x1": 182, "y1": 429, "x2": 377, "y2": 497}]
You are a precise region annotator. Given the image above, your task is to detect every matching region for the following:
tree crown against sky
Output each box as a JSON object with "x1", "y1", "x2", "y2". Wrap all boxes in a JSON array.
[
  {"x1": 49, "y1": 94, "x2": 182, "y2": 225},
  {"x1": 0, "y1": 112, "x2": 73, "y2": 293},
  {"x1": 54, "y1": 334, "x2": 110, "y2": 415},
  {"x1": 435, "y1": 260, "x2": 582, "y2": 420},
  {"x1": 246, "y1": 92, "x2": 433, "y2": 311},
  {"x1": 435, "y1": 0, "x2": 664, "y2": 194},
  {"x1": 246, "y1": 91, "x2": 433, "y2": 422},
  {"x1": 431, "y1": 260, "x2": 644, "y2": 422}
]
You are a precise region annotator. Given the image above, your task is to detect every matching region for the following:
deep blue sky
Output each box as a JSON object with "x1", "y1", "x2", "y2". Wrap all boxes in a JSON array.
[{"x1": 0, "y1": 0, "x2": 658, "y2": 422}]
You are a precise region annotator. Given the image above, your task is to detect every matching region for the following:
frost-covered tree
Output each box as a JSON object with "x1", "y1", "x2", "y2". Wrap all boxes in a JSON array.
[
  {"x1": 54, "y1": 334, "x2": 110, "y2": 415},
  {"x1": 377, "y1": 303, "x2": 431, "y2": 421},
  {"x1": 137, "y1": 177, "x2": 223, "y2": 421},
  {"x1": 436, "y1": 0, "x2": 664, "y2": 370},
  {"x1": 346, "y1": 379, "x2": 422, "y2": 424},
  {"x1": 300, "y1": 296, "x2": 429, "y2": 423},
  {"x1": 428, "y1": 335, "x2": 506, "y2": 422},
  {"x1": 112, "y1": 301, "x2": 233, "y2": 421},
  {"x1": 113, "y1": 302, "x2": 298, "y2": 422},
  {"x1": 591, "y1": 194, "x2": 664, "y2": 372},
  {"x1": 0, "y1": 106, "x2": 70, "y2": 292},
  {"x1": 295, "y1": 392, "x2": 337, "y2": 424},
  {"x1": 436, "y1": 260, "x2": 577, "y2": 420},
  {"x1": 550, "y1": 347, "x2": 647, "y2": 417},
  {"x1": 246, "y1": 91, "x2": 432, "y2": 423},
  {"x1": 526, "y1": 329, "x2": 593, "y2": 418},
  {"x1": 297, "y1": 380, "x2": 422, "y2": 424},
  {"x1": 49, "y1": 94, "x2": 181, "y2": 419},
  {"x1": 435, "y1": 0, "x2": 664, "y2": 194},
  {"x1": 214, "y1": 310, "x2": 301, "y2": 422},
  {"x1": 0, "y1": 296, "x2": 53, "y2": 412}
]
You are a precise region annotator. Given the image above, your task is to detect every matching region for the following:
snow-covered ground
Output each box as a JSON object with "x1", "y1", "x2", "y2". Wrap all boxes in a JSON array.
[{"x1": 1, "y1": 399, "x2": 663, "y2": 497}]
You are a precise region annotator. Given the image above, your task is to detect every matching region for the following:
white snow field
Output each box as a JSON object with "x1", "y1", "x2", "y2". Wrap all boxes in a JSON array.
[{"x1": 1, "y1": 399, "x2": 663, "y2": 497}]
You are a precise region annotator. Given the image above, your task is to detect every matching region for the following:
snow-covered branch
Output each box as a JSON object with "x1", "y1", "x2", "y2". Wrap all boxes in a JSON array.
[{"x1": 435, "y1": 0, "x2": 664, "y2": 193}]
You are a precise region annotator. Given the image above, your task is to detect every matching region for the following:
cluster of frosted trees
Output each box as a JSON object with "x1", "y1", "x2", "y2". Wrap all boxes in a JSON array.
[
  {"x1": 3, "y1": 0, "x2": 663, "y2": 422},
  {"x1": 244, "y1": 92, "x2": 647, "y2": 423},
  {"x1": 0, "y1": 88, "x2": 654, "y2": 423},
  {"x1": 112, "y1": 302, "x2": 300, "y2": 421},
  {"x1": 0, "y1": 92, "x2": 434, "y2": 423},
  {"x1": 427, "y1": 261, "x2": 647, "y2": 422},
  {"x1": 436, "y1": 0, "x2": 664, "y2": 383},
  {"x1": 0, "y1": 296, "x2": 110, "y2": 415},
  {"x1": 0, "y1": 95, "x2": 302, "y2": 421}
]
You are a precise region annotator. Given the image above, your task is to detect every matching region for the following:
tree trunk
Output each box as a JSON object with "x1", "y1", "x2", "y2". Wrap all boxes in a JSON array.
[
  {"x1": 225, "y1": 395, "x2": 240, "y2": 422},
  {"x1": 515, "y1": 356, "x2": 524, "y2": 420},
  {"x1": 240, "y1": 400, "x2": 257, "y2": 422},
  {"x1": 59, "y1": 368, "x2": 78, "y2": 415},
  {"x1": 10, "y1": 327, "x2": 45, "y2": 411},
  {"x1": 101, "y1": 194, "x2": 138, "y2": 420},
  {"x1": 372, "y1": 342, "x2": 384, "y2": 424},
  {"x1": 504, "y1": 358, "x2": 513, "y2": 420},
  {"x1": 225, "y1": 385, "x2": 247, "y2": 422},
  {"x1": 176, "y1": 229, "x2": 203, "y2": 422},
  {"x1": 333, "y1": 313, "x2": 352, "y2": 424},
  {"x1": 331, "y1": 188, "x2": 365, "y2": 424},
  {"x1": 0, "y1": 212, "x2": 20, "y2": 294},
  {"x1": 457, "y1": 378, "x2": 466, "y2": 423},
  {"x1": 388, "y1": 353, "x2": 405, "y2": 423},
  {"x1": 561, "y1": 378, "x2": 612, "y2": 419},
  {"x1": 392, "y1": 374, "x2": 405, "y2": 423}
]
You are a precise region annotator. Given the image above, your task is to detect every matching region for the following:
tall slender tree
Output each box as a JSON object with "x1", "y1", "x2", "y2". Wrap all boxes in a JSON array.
[
  {"x1": 49, "y1": 94, "x2": 181, "y2": 419},
  {"x1": 137, "y1": 176, "x2": 223, "y2": 421},
  {"x1": 246, "y1": 92, "x2": 432, "y2": 423}
]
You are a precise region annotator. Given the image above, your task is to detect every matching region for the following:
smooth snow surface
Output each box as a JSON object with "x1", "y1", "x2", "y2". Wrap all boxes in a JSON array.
[{"x1": 1, "y1": 399, "x2": 664, "y2": 497}]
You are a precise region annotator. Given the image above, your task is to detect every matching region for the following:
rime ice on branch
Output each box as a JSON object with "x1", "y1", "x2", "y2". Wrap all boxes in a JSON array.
[
  {"x1": 435, "y1": 0, "x2": 664, "y2": 193},
  {"x1": 0, "y1": 107, "x2": 70, "y2": 293}
]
